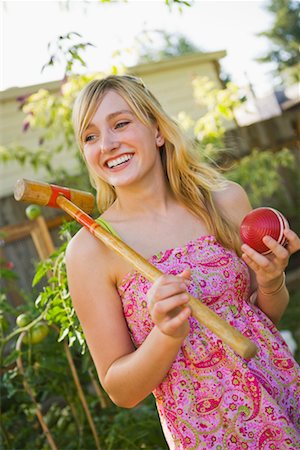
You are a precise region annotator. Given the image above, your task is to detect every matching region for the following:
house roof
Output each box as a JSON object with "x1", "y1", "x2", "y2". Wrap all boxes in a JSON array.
[
  {"x1": 0, "y1": 50, "x2": 227, "y2": 101},
  {"x1": 128, "y1": 50, "x2": 227, "y2": 75}
]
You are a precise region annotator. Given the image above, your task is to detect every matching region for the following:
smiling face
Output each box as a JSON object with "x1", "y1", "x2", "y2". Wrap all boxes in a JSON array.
[{"x1": 81, "y1": 90, "x2": 165, "y2": 189}]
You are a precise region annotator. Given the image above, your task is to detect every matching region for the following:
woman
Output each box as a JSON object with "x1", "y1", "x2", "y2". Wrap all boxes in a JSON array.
[{"x1": 66, "y1": 75, "x2": 300, "y2": 448}]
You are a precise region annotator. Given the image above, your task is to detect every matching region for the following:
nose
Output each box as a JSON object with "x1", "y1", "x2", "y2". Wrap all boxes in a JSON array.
[{"x1": 100, "y1": 129, "x2": 120, "y2": 154}]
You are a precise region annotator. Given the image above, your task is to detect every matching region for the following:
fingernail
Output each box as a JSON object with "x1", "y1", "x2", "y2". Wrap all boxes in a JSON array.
[{"x1": 263, "y1": 236, "x2": 271, "y2": 243}]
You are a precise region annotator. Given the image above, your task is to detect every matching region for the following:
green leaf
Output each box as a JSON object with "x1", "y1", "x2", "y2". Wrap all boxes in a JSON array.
[
  {"x1": 32, "y1": 262, "x2": 50, "y2": 286},
  {"x1": 58, "y1": 327, "x2": 69, "y2": 342},
  {"x1": 3, "y1": 349, "x2": 20, "y2": 366}
]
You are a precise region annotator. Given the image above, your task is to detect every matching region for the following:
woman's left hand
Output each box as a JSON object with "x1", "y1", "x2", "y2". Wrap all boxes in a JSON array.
[{"x1": 241, "y1": 233, "x2": 290, "y2": 291}]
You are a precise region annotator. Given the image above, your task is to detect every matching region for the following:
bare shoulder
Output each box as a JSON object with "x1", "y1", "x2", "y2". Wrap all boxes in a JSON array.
[
  {"x1": 65, "y1": 227, "x2": 135, "y2": 385},
  {"x1": 213, "y1": 181, "x2": 252, "y2": 228},
  {"x1": 213, "y1": 180, "x2": 250, "y2": 206},
  {"x1": 66, "y1": 226, "x2": 105, "y2": 266},
  {"x1": 65, "y1": 226, "x2": 113, "y2": 310}
]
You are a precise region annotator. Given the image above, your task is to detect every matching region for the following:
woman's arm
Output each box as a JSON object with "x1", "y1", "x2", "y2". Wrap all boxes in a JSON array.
[
  {"x1": 215, "y1": 181, "x2": 292, "y2": 323},
  {"x1": 242, "y1": 227, "x2": 300, "y2": 323},
  {"x1": 65, "y1": 229, "x2": 190, "y2": 408},
  {"x1": 241, "y1": 238, "x2": 289, "y2": 323}
]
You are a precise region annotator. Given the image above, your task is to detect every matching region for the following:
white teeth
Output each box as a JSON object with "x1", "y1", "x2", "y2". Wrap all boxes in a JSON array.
[{"x1": 107, "y1": 154, "x2": 133, "y2": 168}]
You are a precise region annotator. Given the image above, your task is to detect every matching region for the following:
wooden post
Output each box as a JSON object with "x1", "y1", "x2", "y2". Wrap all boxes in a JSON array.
[{"x1": 30, "y1": 216, "x2": 56, "y2": 260}]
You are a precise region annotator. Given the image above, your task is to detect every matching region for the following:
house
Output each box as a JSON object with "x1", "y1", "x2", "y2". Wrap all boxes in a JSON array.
[
  {"x1": 0, "y1": 50, "x2": 227, "y2": 294},
  {"x1": 0, "y1": 50, "x2": 227, "y2": 199}
]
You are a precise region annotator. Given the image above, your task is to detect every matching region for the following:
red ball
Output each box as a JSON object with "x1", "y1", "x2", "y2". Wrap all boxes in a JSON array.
[{"x1": 240, "y1": 207, "x2": 289, "y2": 254}]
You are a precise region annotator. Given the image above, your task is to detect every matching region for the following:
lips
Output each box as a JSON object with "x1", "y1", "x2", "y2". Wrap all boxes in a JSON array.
[{"x1": 105, "y1": 153, "x2": 134, "y2": 169}]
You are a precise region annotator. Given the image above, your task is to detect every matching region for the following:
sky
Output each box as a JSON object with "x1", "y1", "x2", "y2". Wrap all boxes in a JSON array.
[{"x1": 1, "y1": 0, "x2": 276, "y2": 95}]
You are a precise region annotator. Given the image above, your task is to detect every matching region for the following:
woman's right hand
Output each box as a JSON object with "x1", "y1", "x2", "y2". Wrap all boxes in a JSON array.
[{"x1": 147, "y1": 269, "x2": 192, "y2": 339}]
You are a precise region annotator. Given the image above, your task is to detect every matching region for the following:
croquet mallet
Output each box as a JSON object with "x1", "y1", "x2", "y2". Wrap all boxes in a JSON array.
[{"x1": 14, "y1": 178, "x2": 258, "y2": 359}]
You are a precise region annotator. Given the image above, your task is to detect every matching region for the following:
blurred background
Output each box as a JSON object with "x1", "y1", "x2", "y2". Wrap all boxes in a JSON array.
[{"x1": 1, "y1": 1, "x2": 299, "y2": 449}]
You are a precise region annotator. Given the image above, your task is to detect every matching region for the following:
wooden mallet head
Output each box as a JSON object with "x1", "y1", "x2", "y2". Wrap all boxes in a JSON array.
[{"x1": 14, "y1": 179, "x2": 95, "y2": 214}]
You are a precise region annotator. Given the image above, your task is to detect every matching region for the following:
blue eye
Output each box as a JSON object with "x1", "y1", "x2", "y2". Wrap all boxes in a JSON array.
[
  {"x1": 84, "y1": 134, "x2": 96, "y2": 143},
  {"x1": 115, "y1": 121, "x2": 129, "y2": 129}
]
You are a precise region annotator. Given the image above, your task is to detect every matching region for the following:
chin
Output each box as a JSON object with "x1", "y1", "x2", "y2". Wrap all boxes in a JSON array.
[{"x1": 106, "y1": 174, "x2": 137, "y2": 187}]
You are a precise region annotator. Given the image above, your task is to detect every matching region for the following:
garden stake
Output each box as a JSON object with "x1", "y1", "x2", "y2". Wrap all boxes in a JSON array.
[
  {"x1": 88, "y1": 367, "x2": 111, "y2": 409},
  {"x1": 14, "y1": 178, "x2": 258, "y2": 360},
  {"x1": 30, "y1": 216, "x2": 56, "y2": 260},
  {"x1": 51, "y1": 325, "x2": 102, "y2": 450},
  {"x1": 16, "y1": 333, "x2": 58, "y2": 450},
  {"x1": 14, "y1": 204, "x2": 102, "y2": 448}
]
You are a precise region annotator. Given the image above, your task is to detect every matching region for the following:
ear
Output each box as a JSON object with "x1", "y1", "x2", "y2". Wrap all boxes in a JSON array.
[{"x1": 155, "y1": 127, "x2": 165, "y2": 147}]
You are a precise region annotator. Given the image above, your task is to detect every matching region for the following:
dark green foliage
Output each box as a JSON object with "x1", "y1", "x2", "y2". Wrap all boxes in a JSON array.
[
  {"x1": 0, "y1": 299, "x2": 167, "y2": 449},
  {"x1": 135, "y1": 30, "x2": 200, "y2": 64},
  {"x1": 256, "y1": 0, "x2": 300, "y2": 81},
  {"x1": 1, "y1": 5, "x2": 299, "y2": 445},
  {"x1": 0, "y1": 227, "x2": 167, "y2": 450}
]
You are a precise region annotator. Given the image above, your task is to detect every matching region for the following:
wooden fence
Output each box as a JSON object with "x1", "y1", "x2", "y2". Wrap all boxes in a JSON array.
[{"x1": 224, "y1": 105, "x2": 300, "y2": 159}]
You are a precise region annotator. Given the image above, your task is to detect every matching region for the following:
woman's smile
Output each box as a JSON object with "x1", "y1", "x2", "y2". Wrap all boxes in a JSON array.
[
  {"x1": 105, "y1": 153, "x2": 134, "y2": 170},
  {"x1": 83, "y1": 90, "x2": 164, "y2": 187}
]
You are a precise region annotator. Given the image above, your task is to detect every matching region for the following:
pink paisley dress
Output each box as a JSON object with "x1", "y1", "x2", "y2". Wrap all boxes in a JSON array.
[{"x1": 117, "y1": 235, "x2": 300, "y2": 449}]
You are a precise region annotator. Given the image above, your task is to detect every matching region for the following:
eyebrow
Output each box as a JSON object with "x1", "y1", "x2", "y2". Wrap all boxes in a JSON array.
[
  {"x1": 107, "y1": 109, "x2": 134, "y2": 120},
  {"x1": 85, "y1": 109, "x2": 134, "y2": 132}
]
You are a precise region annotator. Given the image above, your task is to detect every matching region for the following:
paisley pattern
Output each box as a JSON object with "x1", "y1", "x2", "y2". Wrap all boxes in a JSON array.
[{"x1": 117, "y1": 236, "x2": 300, "y2": 449}]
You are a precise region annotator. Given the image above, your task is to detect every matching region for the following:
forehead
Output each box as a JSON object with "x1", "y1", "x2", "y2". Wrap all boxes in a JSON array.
[{"x1": 93, "y1": 90, "x2": 132, "y2": 119}]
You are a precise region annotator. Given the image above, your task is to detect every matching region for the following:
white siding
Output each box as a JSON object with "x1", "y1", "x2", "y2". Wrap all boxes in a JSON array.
[{"x1": 0, "y1": 51, "x2": 226, "y2": 198}]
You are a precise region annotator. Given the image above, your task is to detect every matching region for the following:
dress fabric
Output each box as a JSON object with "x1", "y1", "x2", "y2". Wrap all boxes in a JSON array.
[{"x1": 116, "y1": 235, "x2": 300, "y2": 450}]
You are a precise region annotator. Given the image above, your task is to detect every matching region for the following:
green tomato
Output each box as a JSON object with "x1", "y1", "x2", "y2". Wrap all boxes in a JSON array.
[
  {"x1": 30, "y1": 323, "x2": 49, "y2": 344},
  {"x1": 25, "y1": 204, "x2": 42, "y2": 220},
  {"x1": 16, "y1": 313, "x2": 31, "y2": 328},
  {"x1": 23, "y1": 322, "x2": 49, "y2": 345}
]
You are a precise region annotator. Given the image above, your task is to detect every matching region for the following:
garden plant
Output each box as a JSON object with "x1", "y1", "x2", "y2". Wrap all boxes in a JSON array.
[{"x1": 1, "y1": 5, "x2": 299, "y2": 445}]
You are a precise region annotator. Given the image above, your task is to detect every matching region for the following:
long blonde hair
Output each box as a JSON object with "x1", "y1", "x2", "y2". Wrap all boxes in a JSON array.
[{"x1": 72, "y1": 75, "x2": 241, "y2": 254}]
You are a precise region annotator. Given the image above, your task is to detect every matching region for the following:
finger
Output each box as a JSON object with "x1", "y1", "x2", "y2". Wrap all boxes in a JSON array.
[
  {"x1": 153, "y1": 293, "x2": 190, "y2": 317},
  {"x1": 148, "y1": 275, "x2": 184, "y2": 300},
  {"x1": 178, "y1": 268, "x2": 191, "y2": 282},
  {"x1": 151, "y1": 280, "x2": 188, "y2": 301},
  {"x1": 242, "y1": 252, "x2": 261, "y2": 272},
  {"x1": 262, "y1": 236, "x2": 289, "y2": 262},
  {"x1": 284, "y1": 228, "x2": 300, "y2": 254},
  {"x1": 241, "y1": 244, "x2": 273, "y2": 271},
  {"x1": 161, "y1": 307, "x2": 191, "y2": 334},
  {"x1": 153, "y1": 273, "x2": 187, "y2": 288}
]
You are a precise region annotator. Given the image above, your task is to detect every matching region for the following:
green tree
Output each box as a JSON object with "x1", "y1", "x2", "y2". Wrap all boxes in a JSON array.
[
  {"x1": 257, "y1": 0, "x2": 300, "y2": 82},
  {"x1": 135, "y1": 30, "x2": 200, "y2": 64}
]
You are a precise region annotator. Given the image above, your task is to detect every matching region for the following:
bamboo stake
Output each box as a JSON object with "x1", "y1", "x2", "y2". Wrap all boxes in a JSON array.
[
  {"x1": 16, "y1": 333, "x2": 58, "y2": 450},
  {"x1": 51, "y1": 325, "x2": 102, "y2": 450},
  {"x1": 62, "y1": 339, "x2": 102, "y2": 450},
  {"x1": 88, "y1": 367, "x2": 111, "y2": 409},
  {"x1": 24, "y1": 209, "x2": 102, "y2": 448},
  {"x1": 30, "y1": 216, "x2": 56, "y2": 260}
]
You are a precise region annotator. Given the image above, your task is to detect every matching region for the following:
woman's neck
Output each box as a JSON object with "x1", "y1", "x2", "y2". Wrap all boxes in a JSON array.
[{"x1": 113, "y1": 177, "x2": 175, "y2": 220}]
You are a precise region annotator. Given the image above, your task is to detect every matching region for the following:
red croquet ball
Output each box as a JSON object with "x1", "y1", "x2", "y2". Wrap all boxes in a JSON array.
[{"x1": 240, "y1": 207, "x2": 289, "y2": 255}]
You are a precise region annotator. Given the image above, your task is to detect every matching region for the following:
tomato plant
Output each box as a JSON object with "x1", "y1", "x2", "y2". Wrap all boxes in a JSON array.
[
  {"x1": 16, "y1": 313, "x2": 31, "y2": 328},
  {"x1": 22, "y1": 322, "x2": 49, "y2": 345},
  {"x1": 25, "y1": 204, "x2": 42, "y2": 220}
]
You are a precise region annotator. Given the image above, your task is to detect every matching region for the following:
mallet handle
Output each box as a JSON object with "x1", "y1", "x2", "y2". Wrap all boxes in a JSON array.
[
  {"x1": 14, "y1": 179, "x2": 95, "y2": 215},
  {"x1": 14, "y1": 178, "x2": 258, "y2": 359},
  {"x1": 56, "y1": 195, "x2": 257, "y2": 360}
]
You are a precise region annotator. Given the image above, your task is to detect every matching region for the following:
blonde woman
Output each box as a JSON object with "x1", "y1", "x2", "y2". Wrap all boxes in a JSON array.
[{"x1": 66, "y1": 75, "x2": 300, "y2": 448}]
